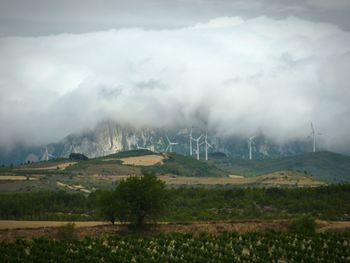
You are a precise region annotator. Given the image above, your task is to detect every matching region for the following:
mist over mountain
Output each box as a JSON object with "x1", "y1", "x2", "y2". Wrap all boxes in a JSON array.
[
  {"x1": 1, "y1": 16, "x2": 350, "y2": 155},
  {"x1": 0, "y1": 120, "x2": 317, "y2": 165}
]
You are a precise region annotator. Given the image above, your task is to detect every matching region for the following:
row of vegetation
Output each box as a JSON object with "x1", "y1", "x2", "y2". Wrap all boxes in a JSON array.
[
  {"x1": 1, "y1": 231, "x2": 349, "y2": 262},
  {"x1": 0, "y1": 175, "x2": 349, "y2": 222}
]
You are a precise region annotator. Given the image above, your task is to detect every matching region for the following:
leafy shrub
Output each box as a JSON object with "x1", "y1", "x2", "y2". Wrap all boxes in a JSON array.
[
  {"x1": 69, "y1": 153, "x2": 88, "y2": 161},
  {"x1": 289, "y1": 215, "x2": 316, "y2": 234},
  {"x1": 56, "y1": 223, "x2": 76, "y2": 241}
]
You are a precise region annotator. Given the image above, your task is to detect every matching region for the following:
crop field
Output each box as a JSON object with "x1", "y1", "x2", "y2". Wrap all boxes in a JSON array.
[
  {"x1": 118, "y1": 154, "x2": 165, "y2": 166},
  {"x1": 16, "y1": 161, "x2": 77, "y2": 171},
  {"x1": 1, "y1": 231, "x2": 349, "y2": 262},
  {"x1": 157, "y1": 171, "x2": 326, "y2": 187}
]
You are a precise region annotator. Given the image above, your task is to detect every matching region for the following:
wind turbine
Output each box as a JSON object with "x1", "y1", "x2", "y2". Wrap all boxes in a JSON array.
[
  {"x1": 70, "y1": 143, "x2": 77, "y2": 154},
  {"x1": 41, "y1": 147, "x2": 56, "y2": 161},
  {"x1": 247, "y1": 136, "x2": 255, "y2": 160},
  {"x1": 188, "y1": 127, "x2": 194, "y2": 156},
  {"x1": 136, "y1": 143, "x2": 148, "y2": 150},
  {"x1": 200, "y1": 133, "x2": 213, "y2": 161},
  {"x1": 165, "y1": 136, "x2": 178, "y2": 153},
  {"x1": 310, "y1": 122, "x2": 322, "y2": 152},
  {"x1": 192, "y1": 135, "x2": 203, "y2": 160}
]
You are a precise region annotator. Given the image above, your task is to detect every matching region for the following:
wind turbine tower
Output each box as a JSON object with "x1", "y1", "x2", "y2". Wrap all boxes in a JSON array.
[
  {"x1": 165, "y1": 136, "x2": 178, "y2": 153},
  {"x1": 41, "y1": 147, "x2": 56, "y2": 161},
  {"x1": 310, "y1": 122, "x2": 321, "y2": 152},
  {"x1": 188, "y1": 127, "x2": 193, "y2": 156},
  {"x1": 203, "y1": 133, "x2": 213, "y2": 161},
  {"x1": 136, "y1": 143, "x2": 148, "y2": 150},
  {"x1": 192, "y1": 135, "x2": 203, "y2": 160},
  {"x1": 248, "y1": 136, "x2": 255, "y2": 160}
]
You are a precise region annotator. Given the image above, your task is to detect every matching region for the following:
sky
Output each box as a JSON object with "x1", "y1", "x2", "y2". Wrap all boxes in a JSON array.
[{"x1": 0, "y1": 0, "x2": 350, "y2": 153}]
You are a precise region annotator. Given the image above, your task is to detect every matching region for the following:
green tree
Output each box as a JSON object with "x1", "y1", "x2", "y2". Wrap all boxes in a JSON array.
[
  {"x1": 96, "y1": 190, "x2": 118, "y2": 225},
  {"x1": 96, "y1": 171, "x2": 168, "y2": 227},
  {"x1": 116, "y1": 171, "x2": 168, "y2": 228}
]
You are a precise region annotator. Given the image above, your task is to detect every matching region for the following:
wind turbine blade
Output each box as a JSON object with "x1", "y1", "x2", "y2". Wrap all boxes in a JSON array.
[
  {"x1": 310, "y1": 122, "x2": 314, "y2": 132},
  {"x1": 207, "y1": 143, "x2": 213, "y2": 148},
  {"x1": 165, "y1": 145, "x2": 169, "y2": 152},
  {"x1": 166, "y1": 136, "x2": 171, "y2": 143}
]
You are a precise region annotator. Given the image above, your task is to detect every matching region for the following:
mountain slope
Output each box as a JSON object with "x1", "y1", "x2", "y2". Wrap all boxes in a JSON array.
[
  {"x1": 210, "y1": 151, "x2": 350, "y2": 182},
  {"x1": 1, "y1": 121, "x2": 316, "y2": 165}
]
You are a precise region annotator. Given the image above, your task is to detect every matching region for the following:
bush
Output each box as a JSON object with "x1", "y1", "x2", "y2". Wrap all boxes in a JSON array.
[
  {"x1": 69, "y1": 153, "x2": 88, "y2": 161},
  {"x1": 289, "y1": 216, "x2": 316, "y2": 234},
  {"x1": 56, "y1": 223, "x2": 76, "y2": 241}
]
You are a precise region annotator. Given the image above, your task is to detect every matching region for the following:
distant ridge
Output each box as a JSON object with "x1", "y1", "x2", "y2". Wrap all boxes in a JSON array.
[{"x1": 210, "y1": 151, "x2": 350, "y2": 183}]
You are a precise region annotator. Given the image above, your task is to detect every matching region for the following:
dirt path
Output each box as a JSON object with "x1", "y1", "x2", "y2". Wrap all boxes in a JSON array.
[
  {"x1": 0, "y1": 176, "x2": 38, "y2": 181},
  {"x1": 0, "y1": 220, "x2": 349, "y2": 241},
  {"x1": 0, "y1": 220, "x2": 105, "y2": 229}
]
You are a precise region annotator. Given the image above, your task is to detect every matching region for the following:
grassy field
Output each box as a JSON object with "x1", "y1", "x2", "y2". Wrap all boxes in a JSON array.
[{"x1": 209, "y1": 151, "x2": 350, "y2": 183}]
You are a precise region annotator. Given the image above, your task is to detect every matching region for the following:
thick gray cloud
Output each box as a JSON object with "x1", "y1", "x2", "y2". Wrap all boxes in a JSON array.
[
  {"x1": 1, "y1": 16, "x2": 350, "y2": 153},
  {"x1": 1, "y1": 0, "x2": 350, "y2": 36}
]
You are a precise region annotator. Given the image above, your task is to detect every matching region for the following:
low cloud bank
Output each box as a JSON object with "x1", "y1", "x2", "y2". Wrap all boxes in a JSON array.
[{"x1": 0, "y1": 16, "x2": 350, "y2": 153}]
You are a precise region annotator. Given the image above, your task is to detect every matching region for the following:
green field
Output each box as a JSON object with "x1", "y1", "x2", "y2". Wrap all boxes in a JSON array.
[
  {"x1": 209, "y1": 151, "x2": 350, "y2": 182},
  {"x1": 1, "y1": 231, "x2": 349, "y2": 262}
]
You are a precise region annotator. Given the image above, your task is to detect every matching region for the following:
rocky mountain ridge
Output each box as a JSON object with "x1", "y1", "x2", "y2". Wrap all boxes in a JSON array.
[{"x1": 1, "y1": 121, "x2": 314, "y2": 165}]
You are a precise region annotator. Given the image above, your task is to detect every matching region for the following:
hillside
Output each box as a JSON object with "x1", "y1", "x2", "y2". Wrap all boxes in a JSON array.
[
  {"x1": 210, "y1": 151, "x2": 350, "y2": 183},
  {"x1": 146, "y1": 153, "x2": 228, "y2": 177}
]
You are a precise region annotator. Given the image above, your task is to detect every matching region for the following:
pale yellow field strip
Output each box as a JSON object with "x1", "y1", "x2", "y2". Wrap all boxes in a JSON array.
[
  {"x1": 317, "y1": 220, "x2": 350, "y2": 232},
  {"x1": 56, "y1": 181, "x2": 91, "y2": 193},
  {"x1": 158, "y1": 175, "x2": 249, "y2": 185},
  {"x1": 16, "y1": 162, "x2": 77, "y2": 171},
  {"x1": 0, "y1": 221, "x2": 106, "y2": 229},
  {"x1": 119, "y1": 155, "x2": 164, "y2": 166},
  {"x1": 0, "y1": 176, "x2": 38, "y2": 181}
]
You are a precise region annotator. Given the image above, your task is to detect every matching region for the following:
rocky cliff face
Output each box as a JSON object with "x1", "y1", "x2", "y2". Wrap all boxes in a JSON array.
[
  {"x1": 55, "y1": 122, "x2": 166, "y2": 158},
  {"x1": 0, "y1": 121, "x2": 313, "y2": 165},
  {"x1": 50, "y1": 121, "x2": 310, "y2": 160}
]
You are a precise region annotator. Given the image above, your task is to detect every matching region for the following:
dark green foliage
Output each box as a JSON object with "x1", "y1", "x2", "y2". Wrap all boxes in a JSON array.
[
  {"x1": 0, "y1": 191, "x2": 95, "y2": 221},
  {"x1": 116, "y1": 172, "x2": 168, "y2": 227},
  {"x1": 1, "y1": 185, "x2": 350, "y2": 222},
  {"x1": 289, "y1": 216, "x2": 316, "y2": 234},
  {"x1": 56, "y1": 223, "x2": 76, "y2": 241},
  {"x1": 105, "y1": 150, "x2": 156, "y2": 159},
  {"x1": 149, "y1": 153, "x2": 227, "y2": 177},
  {"x1": 96, "y1": 190, "x2": 118, "y2": 224},
  {"x1": 96, "y1": 171, "x2": 169, "y2": 227},
  {"x1": 165, "y1": 184, "x2": 350, "y2": 222},
  {"x1": 209, "y1": 152, "x2": 227, "y2": 158},
  {"x1": 69, "y1": 153, "x2": 89, "y2": 161}
]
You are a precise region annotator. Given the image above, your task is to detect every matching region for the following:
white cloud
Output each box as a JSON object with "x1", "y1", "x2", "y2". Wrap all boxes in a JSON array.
[
  {"x1": 0, "y1": 16, "x2": 350, "y2": 152},
  {"x1": 193, "y1": 17, "x2": 244, "y2": 28}
]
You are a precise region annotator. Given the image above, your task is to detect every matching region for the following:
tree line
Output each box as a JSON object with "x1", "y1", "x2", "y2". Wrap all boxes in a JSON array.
[{"x1": 0, "y1": 178, "x2": 349, "y2": 223}]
